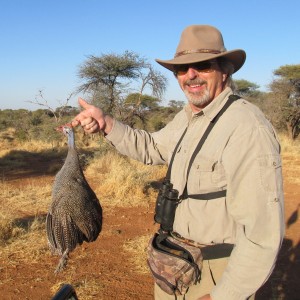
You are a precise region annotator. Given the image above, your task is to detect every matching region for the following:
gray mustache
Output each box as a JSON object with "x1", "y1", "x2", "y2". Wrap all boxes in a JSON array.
[{"x1": 184, "y1": 79, "x2": 207, "y2": 86}]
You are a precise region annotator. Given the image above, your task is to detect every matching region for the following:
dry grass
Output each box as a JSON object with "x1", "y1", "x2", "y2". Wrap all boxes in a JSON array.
[
  {"x1": 50, "y1": 276, "x2": 105, "y2": 300},
  {"x1": 0, "y1": 128, "x2": 55, "y2": 157},
  {"x1": 0, "y1": 134, "x2": 54, "y2": 271},
  {"x1": 279, "y1": 133, "x2": 300, "y2": 184},
  {"x1": 0, "y1": 132, "x2": 165, "y2": 298},
  {"x1": 0, "y1": 214, "x2": 49, "y2": 290},
  {"x1": 0, "y1": 181, "x2": 50, "y2": 268},
  {"x1": 86, "y1": 151, "x2": 166, "y2": 207},
  {"x1": 0, "y1": 130, "x2": 299, "y2": 298},
  {"x1": 0, "y1": 212, "x2": 17, "y2": 243},
  {"x1": 123, "y1": 234, "x2": 153, "y2": 274},
  {"x1": 0, "y1": 221, "x2": 48, "y2": 263},
  {"x1": 279, "y1": 132, "x2": 300, "y2": 156},
  {"x1": 0, "y1": 181, "x2": 52, "y2": 215}
]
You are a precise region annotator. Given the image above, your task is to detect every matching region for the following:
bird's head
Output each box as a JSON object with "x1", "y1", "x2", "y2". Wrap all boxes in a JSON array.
[{"x1": 56, "y1": 123, "x2": 73, "y2": 137}]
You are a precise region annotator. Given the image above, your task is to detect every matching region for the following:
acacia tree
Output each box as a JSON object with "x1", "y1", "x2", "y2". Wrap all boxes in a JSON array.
[
  {"x1": 268, "y1": 64, "x2": 300, "y2": 139},
  {"x1": 123, "y1": 93, "x2": 160, "y2": 128},
  {"x1": 232, "y1": 79, "x2": 268, "y2": 111},
  {"x1": 168, "y1": 100, "x2": 185, "y2": 110},
  {"x1": 121, "y1": 65, "x2": 167, "y2": 127},
  {"x1": 77, "y1": 51, "x2": 145, "y2": 114},
  {"x1": 77, "y1": 51, "x2": 167, "y2": 119},
  {"x1": 136, "y1": 64, "x2": 167, "y2": 100},
  {"x1": 234, "y1": 79, "x2": 260, "y2": 97}
]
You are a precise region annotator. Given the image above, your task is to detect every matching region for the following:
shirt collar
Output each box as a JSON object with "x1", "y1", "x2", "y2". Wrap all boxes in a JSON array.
[{"x1": 203, "y1": 87, "x2": 233, "y2": 121}]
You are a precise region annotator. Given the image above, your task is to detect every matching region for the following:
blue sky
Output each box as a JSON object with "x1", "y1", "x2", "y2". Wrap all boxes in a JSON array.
[{"x1": 1, "y1": 0, "x2": 299, "y2": 110}]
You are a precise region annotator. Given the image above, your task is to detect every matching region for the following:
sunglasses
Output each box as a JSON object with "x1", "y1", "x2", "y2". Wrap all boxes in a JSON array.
[{"x1": 174, "y1": 60, "x2": 217, "y2": 76}]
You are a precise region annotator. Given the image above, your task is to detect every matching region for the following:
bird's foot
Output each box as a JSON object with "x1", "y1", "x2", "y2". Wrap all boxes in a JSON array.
[{"x1": 54, "y1": 249, "x2": 69, "y2": 274}]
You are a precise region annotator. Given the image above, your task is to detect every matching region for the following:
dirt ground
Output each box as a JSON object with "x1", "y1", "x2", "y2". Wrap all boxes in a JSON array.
[{"x1": 0, "y1": 151, "x2": 299, "y2": 300}]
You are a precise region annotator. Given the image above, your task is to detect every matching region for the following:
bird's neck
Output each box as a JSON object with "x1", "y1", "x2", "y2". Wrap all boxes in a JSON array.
[{"x1": 68, "y1": 131, "x2": 75, "y2": 149}]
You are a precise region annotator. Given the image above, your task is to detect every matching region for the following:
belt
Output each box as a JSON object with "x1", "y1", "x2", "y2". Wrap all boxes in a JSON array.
[{"x1": 170, "y1": 231, "x2": 234, "y2": 260}]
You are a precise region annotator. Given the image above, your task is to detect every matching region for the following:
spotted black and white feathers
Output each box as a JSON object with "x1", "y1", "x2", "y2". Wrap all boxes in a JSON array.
[{"x1": 46, "y1": 124, "x2": 102, "y2": 273}]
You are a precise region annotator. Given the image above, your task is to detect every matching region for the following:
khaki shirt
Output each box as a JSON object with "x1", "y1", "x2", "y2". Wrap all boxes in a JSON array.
[{"x1": 106, "y1": 87, "x2": 285, "y2": 299}]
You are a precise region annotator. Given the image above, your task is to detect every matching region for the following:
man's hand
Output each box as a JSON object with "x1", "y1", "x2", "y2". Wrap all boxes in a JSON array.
[
  {"x1": 72, "y1": 98, "x2": 113, "y2": 134},
  {"x1": 197, "y1": 294, "x2": 211, "y2": 300}
]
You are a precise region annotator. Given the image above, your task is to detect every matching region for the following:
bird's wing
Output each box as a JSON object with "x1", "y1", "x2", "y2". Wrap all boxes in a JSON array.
[{"x1": 46, "y1": 197, "x2": 86, "y2": 254}]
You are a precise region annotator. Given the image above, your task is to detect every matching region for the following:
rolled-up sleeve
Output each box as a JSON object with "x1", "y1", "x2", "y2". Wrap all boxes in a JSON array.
[{"x1": 211, "y1": 124, "x2": 285, "y2": 299}]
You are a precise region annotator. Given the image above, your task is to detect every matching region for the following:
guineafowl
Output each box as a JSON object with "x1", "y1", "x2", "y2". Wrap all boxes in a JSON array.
[{"x1": 46, "y1": 123, "x2": 102, "y2": 273}]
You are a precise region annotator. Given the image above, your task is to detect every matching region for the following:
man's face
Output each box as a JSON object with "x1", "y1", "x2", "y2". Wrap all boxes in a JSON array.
[{"x1": 175, "y1": 60, "x2": 227, "y2": 112}]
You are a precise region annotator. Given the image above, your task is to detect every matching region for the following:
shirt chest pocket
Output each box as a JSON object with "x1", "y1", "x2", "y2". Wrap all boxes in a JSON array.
[
  {"x1": 257, "y1": 154, "x2": 283, "y2": 194},
  {"x1": 188, "y1": 157, "x2": 227, "y2": 193}
]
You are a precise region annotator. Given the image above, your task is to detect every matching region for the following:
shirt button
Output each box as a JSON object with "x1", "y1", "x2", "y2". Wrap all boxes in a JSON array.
[
  {"x1": 274, "y1": 198, "x2": 279, "y2": 202},
  {"x1": 273, "y1": 161, "x2": 277, "y2": 166}
]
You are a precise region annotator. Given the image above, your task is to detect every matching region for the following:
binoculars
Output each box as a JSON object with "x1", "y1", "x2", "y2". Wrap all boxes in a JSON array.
[{"x1": 154, "y1": 179, "x2": 180, "y2": 232}]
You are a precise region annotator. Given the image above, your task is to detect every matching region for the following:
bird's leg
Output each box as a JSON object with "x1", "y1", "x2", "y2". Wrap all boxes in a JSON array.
[{"x1": 54, "y1": 249, "x2": 70, "y2": 274}]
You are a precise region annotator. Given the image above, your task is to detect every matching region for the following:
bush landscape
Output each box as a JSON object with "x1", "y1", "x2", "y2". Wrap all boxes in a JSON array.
[
  {"x1": 0, "y1": 59, "x2": 299, "y2": 299},
  {"x1": 0, "y1": 124, "x2": 299, "y2": 299}
]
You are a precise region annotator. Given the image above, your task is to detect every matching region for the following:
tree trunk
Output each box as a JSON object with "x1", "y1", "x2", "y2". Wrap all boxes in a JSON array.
[{"x1": 286, "y1": 121, "x2": 296, "y2": 140}]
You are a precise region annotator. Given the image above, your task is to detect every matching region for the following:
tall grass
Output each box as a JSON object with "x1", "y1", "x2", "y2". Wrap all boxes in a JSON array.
[
  {"x1": 279, "y1": 133, "x2": 300, "y2": 184},
  {"x1": 279, "y1": 132, "x2": 300, "y2": 157},
  {"x1": 86, "y1": 150, "x2": 166, "y2": 207},
  {"x1": 0, "y1": 127, "x2": 56, "y2": 157}
]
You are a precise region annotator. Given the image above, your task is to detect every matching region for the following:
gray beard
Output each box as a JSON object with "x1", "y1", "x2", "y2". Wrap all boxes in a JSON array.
[{"x1": 184, "y1": 87, "x2": 211, "y2": 108}]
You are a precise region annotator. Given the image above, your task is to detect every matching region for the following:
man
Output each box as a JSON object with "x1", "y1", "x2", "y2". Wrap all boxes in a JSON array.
[{"x1": 72, "y1": 25, "x2": 284, "y2": 300}]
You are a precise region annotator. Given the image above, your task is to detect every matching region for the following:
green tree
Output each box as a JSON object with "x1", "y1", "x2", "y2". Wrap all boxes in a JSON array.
[
  {"x1": 77, "y1": 51, "x2": 145, "y2": 114},
  {"x1": 121, "y1": 65, "x2": 167, "y2": 127},
  {"x1": 124, "y1": 93, "x2": 160, "y2": 110},
  {"x1": 268, "y1": 64, "x2": 300, "y2": 139},
  {"x1": 136, "y1": 64, "x2": 167, "y2": 100},
  {"x1": 123, "y1": 93, "x2": 160, "y2": 128},
  {"x1": 234, "y1": 79, "x2": 260, "y2": 97},
  {"x1": 77, "y1": 51, "x2": 167, "y2": 119},
  {"x1": 168, "y1": 100, "x2": 185, "y2": 111}
]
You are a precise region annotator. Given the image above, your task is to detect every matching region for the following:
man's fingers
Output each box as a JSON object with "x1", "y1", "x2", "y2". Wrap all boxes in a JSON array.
[
  {"x1": 71, "y1": 119, "x2": 80, "y2": 127},
  {"x1": 84, "y1": 122, "x2": 98, "y2": 133},
  {"x1": 72, "y1": 98, "x2": 94, "y2": 126},
  {"x1": 78, "y1": 97, "x2": 92, "y2": 109},
  {"x1": 80, "y1": 117, "x2": 95, "y2": 127},
  {"x1": 72, "y1": 98, "x2": 103, "y2": 134}
]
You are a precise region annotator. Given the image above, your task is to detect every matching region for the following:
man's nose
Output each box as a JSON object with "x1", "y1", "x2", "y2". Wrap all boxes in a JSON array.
[{"x1": 186, "y1": 67, "x2": 198, "y2": 79}]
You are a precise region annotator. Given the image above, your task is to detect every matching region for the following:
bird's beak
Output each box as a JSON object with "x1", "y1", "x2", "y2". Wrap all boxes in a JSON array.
[
  {"x1": 56, "y1": 125, "x2": 63, "y2": 132},
  {"x1": 55, "y1": 123, "x2": 73, "y2": 132}
]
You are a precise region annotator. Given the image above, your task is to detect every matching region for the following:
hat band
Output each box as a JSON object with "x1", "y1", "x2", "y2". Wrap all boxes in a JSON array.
[{"x1": 175, "y1": 49, "x2": 222, "y2": 58}]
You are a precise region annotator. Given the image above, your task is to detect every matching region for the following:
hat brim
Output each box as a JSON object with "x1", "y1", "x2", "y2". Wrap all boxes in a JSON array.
[{"x1": 156, "y1": 49, "x2": 246, "y2": 74}]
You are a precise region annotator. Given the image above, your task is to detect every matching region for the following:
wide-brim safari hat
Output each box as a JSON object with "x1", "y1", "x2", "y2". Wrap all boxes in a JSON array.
[{"x1": 156, "y1": 25, "x2": 246, "y2": 74}]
